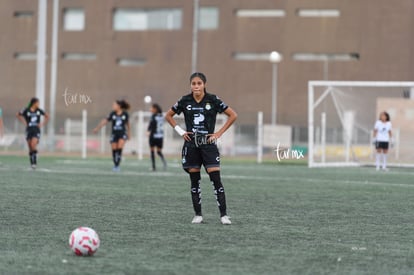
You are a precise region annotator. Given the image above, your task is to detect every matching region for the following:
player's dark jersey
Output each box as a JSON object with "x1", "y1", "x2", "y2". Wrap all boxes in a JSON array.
[
  {"x1": 19, "y1": 107, "x2": 45, "y2": 128},
  {"x1": 171, "y1": 92, "x2": 228, "y2": 136},
  {"x1": 107, "y1": 111, "x2": 129, "y2": 133},
  {"x1": 148, "y1": 113, "x2": 164, "y2": 139}
]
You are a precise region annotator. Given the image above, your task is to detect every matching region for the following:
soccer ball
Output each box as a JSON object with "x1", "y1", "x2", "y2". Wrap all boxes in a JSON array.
[{"x1": 69, "y1": 227, "x2": 100, "y2": 256}]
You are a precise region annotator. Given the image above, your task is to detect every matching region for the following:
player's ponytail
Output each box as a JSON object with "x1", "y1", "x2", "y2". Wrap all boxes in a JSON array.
[
  {"x1": 28, "y1": 97, "x2": 39, "y2": 108},
  {"x1": 152, "y1": 103, "x2": 162, "y2": 114},
  {"x1": 116, "y1": 100, "x2": 130, "y2": 111}
]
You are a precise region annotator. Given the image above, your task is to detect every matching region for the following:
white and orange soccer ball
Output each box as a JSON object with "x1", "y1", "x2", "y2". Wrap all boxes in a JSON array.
[{"x1": 69, "y1": 227, "x2": 100, "y2": 256}]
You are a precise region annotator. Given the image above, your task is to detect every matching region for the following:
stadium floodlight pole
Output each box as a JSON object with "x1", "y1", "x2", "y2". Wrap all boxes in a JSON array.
[
  {"x1": 191, "y1": 0, "x2": 200, "y2": 73},
  {"x1": 35, "y1": 0, "x2": 47, "y2": 109},
  {"x1": 269, "y1": 51, "x2": 282, "y2": 125},
  {"x1": 48, "y1": 0, "x2": 60, "y2": 151}
]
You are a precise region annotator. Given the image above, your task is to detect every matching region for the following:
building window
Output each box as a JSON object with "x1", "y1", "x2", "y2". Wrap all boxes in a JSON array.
[
  {"x1": 113, "y1": 8, "x2": 182, "y2": 31},
  {"x1": 62, "y1": 53, "x2": 96, "y2": 61},
  {"x1": 14, "y1": 11, "x2": 34, "y2": 18},
  {"x1": 199, "y1": 7, "x2": 219, "y2": 30},
  {"x1": 63, "y1": 8, "x2": 85, "y2": 31},
  {"x1": 235, "y1": 9, "x2": 286, "y2": 18},
  {"x1": 296, "y1": 9, "x2": 340, "y2": 17},
  {"x1": 117, "y1": 58, "x2": 146, "y2": 67}
]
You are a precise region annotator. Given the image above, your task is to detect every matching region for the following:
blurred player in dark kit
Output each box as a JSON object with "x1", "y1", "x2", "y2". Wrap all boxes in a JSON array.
[
  {"x1": 94, "y1": 100, "x2": 130, "y2": 172},
  {"x1": 147, "y1": 103, "x2": 167, "y2": 171},
  {"x1": 17, "y1": 97, "x2": 49, "y2": 170}
]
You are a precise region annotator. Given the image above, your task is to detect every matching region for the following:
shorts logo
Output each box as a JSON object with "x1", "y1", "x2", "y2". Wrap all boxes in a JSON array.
[
  {"x1": 186, "y1": 105, "x2": 192, "y2": 110},
  {"x1": 216, "y1": 156, "x2": 220, "y2": 162},
  {"x1": 205, "y1": 103, "x2": 211, "y2": 110},
  {"x1": 182, "y1": 157, "x2": 186, "y2": 164}
]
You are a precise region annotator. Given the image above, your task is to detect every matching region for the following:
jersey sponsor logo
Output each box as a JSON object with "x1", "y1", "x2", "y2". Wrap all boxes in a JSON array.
[{"x1": 193, "y1": 113, "x2": 205, "y2": 125}]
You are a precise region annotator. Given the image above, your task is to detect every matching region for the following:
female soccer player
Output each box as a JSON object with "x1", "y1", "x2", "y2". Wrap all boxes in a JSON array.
[
  {"x1": 93, "y1": 100, "x2": 130, "y2": 172},
  {"x1": 165, "y1": 72, "x2": 237, "y2": 225},
  {"x1": 147, "y1": 103, "x2": 167, "y2": 171},
  {"x1": 16, "y1": 97, "x2": 49, "y2": 169},
  {"x1": 373, "y1": 111, "x2": 392, "y2": 171}
]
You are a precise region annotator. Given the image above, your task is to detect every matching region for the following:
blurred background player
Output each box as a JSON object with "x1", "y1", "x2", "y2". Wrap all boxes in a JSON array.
[
  {"x1": 165, "y1": 72, "x2": 237, "y2": 225},
  {"x1": 16, "y1": 97, "x2": 49, "y2": 170},
  {"x1": 94, "y1": 100, "x2": 130, "y2": 172},
  {"x1": 373, "y1": 111, "x2": 392, "y2": 171},
  {"x1": 147, "y1": 103, "x2": 167, "y2": 171},
  {"x1": 0, "y1": 106, "x2": 4, "y2": 139}
]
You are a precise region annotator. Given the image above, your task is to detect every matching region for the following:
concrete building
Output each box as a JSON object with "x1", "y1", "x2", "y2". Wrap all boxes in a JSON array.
[{"x1": 0, "y1": 0, "x2": 413, "y2": 130}]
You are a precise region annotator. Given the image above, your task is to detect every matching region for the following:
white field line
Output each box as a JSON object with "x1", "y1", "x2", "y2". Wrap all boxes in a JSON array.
[{"x1": 7, "y1": 165, "x2": 414, "y2": 189}]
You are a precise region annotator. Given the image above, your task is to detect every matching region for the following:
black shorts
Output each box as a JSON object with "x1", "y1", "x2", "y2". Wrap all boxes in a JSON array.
[
  {"x1": 110, "y1": 132, "x2": 128, "y2": 143},
  {"x1": 375, "y1": 141, "x2": 389, "y2": 150},
  {"x1": 149, "y1": 138, "x2": 163, "y2": 148},
  {"x1": 26, "y1": 127, "x2": 40, "y2": 141},
  {"x1": 182, "y1": 144, "x2": 220, "y2": 170}
]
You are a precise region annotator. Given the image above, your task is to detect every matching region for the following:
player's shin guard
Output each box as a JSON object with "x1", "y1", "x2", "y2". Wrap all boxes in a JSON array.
[
  {"x1": 382, "y1": 153, "x2": 387, "y2": 169},
  {"x1": 209, "y1": 171, "x2": 227, "y2": 217},
  {"x1": 189, "y1": 172, "x2": 202, "y2": 216}
]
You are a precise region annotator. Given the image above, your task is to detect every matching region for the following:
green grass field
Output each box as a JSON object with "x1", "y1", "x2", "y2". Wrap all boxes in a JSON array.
[{"x1": 1, "y1": 155, "x2": 414, "y2": 274}]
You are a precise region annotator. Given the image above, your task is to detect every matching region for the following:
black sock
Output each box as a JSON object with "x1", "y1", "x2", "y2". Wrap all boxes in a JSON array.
[
  {"x1": 209, "y1": 171, "x2": 227, "y2": 217},
  {"x1": 112, "y1": 150, "x2": 116, "y2": 166},
  {"x1": 157, "y1": 151, "x2": 166, "y2": 167},
  {"x1": 29, "y1": 151, "x2": 34, "y2": 165},
  {"x1": 151, "y1": 151, "x2": 156, "y2": 170},
  {"x1": 189, "y1": 172, "x2": 202, "y2": 216},
  {"x1": 33, "y1": 150, "x2": 38, "y2": 165},
  {"x1": 113, "y1": 149, "x2": 122, "y2": 166}
]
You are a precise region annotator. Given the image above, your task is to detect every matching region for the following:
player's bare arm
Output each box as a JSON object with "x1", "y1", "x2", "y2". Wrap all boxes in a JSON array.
[
  {"x1": 38, "y1": 112, "x2": 49, "y2": 128},
  {"x1": 165, "y1": 109, "x2": 193, "y2": 142},
  {"x1": 207, "y1": 107, "x2": 237, "y2": 143},
  {"x1": 16, "y1": 112, "x2": 28, "y2": 127},
  {"x1": 93, "y1": 119, "x2": 108, "y2": 133}
]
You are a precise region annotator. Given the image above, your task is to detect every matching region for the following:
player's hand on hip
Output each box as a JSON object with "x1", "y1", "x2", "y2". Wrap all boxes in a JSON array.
[
  {"x1": 183, "y1": 132, "x2": 193, "y2": 142},
  {"x1": 207, "y1": 132, "x2": 221, "y2": 144}
]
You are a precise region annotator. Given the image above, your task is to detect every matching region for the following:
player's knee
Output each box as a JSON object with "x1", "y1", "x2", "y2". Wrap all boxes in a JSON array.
[{"x1": 206, "y1": 167, "x2": 220, "y2": 174}]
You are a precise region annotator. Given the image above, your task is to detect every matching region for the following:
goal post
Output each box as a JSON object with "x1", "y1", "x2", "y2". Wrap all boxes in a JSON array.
[{"x1": 308, "y1": 81, "x2": 414, "y2": 168}]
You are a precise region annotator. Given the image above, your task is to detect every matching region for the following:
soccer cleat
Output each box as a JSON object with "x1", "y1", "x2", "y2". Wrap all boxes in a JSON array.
[
  {"x1": 191, "y1": 216, "x2": 203, "y2": 224},
  {"x1": 220, "y1": 216, "x2": 231, "y2": 225},
  {"x1": 112, "y1": 166, "x2": 120, "y2": 172},
  {"x1": 31, "y1": 164, "x2": 37, "y2": 170}
]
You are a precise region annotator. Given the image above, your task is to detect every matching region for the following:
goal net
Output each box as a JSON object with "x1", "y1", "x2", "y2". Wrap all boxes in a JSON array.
[{"x1": 308, "y1": 81, "x2": 414, "y2": 167}]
